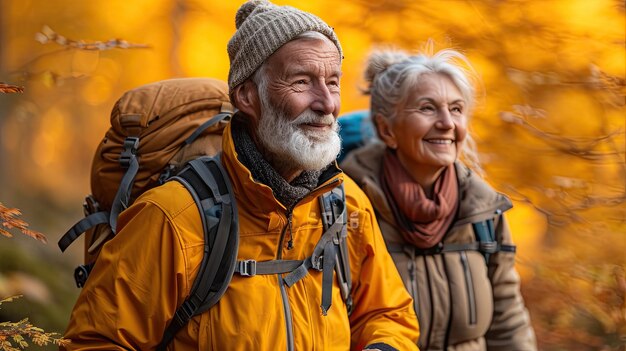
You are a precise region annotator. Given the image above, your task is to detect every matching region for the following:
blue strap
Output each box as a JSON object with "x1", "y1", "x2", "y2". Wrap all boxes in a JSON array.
[{"x1": 472, "y1": 219, "x2": 495, "y2": 263}]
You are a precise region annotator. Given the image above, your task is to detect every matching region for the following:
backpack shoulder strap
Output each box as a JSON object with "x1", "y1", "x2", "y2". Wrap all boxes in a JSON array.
[
  {"x1": 321, "y1": 184, "x2": 353, "y2": 314},
  {"x1": 472, "y1": 212, "x2": 516, "y2": 263},
  {"x1": 157, "y1": 154, "x2": 239, "y2": 351},
  {"x1": 281, "y1": 183, "x2": 352, "y2": 315}
]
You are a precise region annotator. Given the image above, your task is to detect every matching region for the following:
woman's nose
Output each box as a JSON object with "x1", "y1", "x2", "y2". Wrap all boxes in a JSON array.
[{"x1": 436, "y1": 109, "x2": 454, "y2": 129}]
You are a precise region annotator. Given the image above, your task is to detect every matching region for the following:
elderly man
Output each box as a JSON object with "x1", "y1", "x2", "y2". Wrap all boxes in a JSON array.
[{"x1": 62, "y1": 1, "x2": 419, "y2": 350}]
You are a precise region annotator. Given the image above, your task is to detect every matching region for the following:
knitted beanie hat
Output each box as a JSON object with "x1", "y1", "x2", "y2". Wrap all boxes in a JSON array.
[{"x1": 227, "y1": 0, "x2": 343, "y2": 93}]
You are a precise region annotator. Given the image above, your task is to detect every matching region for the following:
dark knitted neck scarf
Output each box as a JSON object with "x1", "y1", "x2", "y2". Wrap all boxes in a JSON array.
[
  {"x1": 380, "y1": 149, "x2": 459, "y2": 249},
  {"x1": 231, "y1": 116, "x2": 321, "y2": 209}
]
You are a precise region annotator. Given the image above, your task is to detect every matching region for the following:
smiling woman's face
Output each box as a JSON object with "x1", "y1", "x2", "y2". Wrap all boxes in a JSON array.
[{"x1": 381, "y1": 73, "x2": 468, "y2": 176}]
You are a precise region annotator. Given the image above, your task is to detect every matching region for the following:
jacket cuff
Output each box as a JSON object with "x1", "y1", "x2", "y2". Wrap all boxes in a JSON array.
[{"x1": 363, "y1": 343, "x2": 398, "y2": 351}]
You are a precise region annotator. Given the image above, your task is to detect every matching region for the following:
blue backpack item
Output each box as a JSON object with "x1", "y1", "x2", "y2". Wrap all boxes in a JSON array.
[{"x1": 337, "y1": 110, "x2": 375, "y2": 162}]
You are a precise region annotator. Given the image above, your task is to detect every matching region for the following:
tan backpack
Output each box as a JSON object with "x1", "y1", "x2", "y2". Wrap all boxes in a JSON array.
[{"x1": 59, "y1": 77, "x2": 234, "y2": 283}]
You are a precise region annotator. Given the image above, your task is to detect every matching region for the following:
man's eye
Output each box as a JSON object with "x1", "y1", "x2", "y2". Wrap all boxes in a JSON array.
[
  {"x1": 295, "y1": 79, "x2": 308, "y2": 85},
  {"x1": 451, "y1": 106, "x2": 463, "y2": 113}
]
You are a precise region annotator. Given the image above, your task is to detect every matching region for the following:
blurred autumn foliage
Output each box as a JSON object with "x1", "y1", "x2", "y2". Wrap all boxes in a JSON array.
[
  {"x1": 0, "y1": 84, "x2": 24, "y2": 94},
  {"x1": 1, "y1": 296, "x2": 68, "y2": 351},
  {"x1": 1, "y1": 203, "x2": 46, "y2": 243},
  {"x1": 0, "y1": 203, "x2": 67, "y2": 350},
  {"x1": 0, "y1": 0, "x2": 624, "y2": 350}
]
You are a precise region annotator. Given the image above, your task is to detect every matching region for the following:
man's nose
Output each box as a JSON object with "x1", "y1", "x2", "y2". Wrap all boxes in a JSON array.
[{"x1": 310, "y1": 83, "x2": 336, "y2": 116}]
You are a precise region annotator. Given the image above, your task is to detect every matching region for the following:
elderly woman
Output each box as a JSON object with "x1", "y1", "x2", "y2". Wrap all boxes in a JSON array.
[{"x1": 340, "y1": 48, "x2": 537, "y2": 350}]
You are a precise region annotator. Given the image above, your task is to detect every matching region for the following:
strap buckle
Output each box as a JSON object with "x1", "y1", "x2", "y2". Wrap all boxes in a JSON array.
[
  {"x1": 158, "y1": 164, "x2": 176, "y2": 185},
  {"x1": 311, "y1": 255, "x2": 324, "y2": 271},
  {"x1": 83, "y1": 195, "x2": 101, "y2": 216},
  {"x1": 119, "y1": 137, "x2": 139, "y2": 169},
  {"x1": 74, "y1": 264, "x2": 93, "y2": 288},
  {"x1": 479, "y1": 241, "x2": 498, "y2": 254},
  {"x1": 238, "y1": 259, "x2": 257, "y2": 277},
  {"x1": 414, "y1": 242, "x2": 444, "y2": 255}
]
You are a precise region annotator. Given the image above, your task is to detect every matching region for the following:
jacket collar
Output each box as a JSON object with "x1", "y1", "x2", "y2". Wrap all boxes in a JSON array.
[
  {"x1": 220, "y1": 117, "x2": 343, "y2": 214},
  {"x1": 453, "y1": 162, "x2": 512, "y2": 225}
]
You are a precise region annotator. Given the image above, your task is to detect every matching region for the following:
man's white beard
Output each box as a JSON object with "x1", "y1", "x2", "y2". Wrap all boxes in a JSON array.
[{"x1": 256, "y1": 94, "x2": 341, "y2": 172}]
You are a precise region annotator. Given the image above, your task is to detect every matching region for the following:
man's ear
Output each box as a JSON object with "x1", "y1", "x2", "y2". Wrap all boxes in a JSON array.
[
  {"x1": 232, "y1": 80, "x2": 262, "y2": 123},
  {"x1": 374, "y1": 113, "x2": 397, "y2": 149}
]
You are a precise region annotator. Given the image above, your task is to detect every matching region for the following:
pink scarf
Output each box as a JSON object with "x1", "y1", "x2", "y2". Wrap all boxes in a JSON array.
[{"x1": 381, "y1": 150, "x2": 459, "y2": 249}]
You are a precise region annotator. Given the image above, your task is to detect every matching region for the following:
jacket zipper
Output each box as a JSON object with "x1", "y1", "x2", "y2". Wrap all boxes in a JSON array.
[
  {"x1": 286, "y1": 211, "x2": 294, "y2": 250},
  {"x1": 442, "y1": 256, "x2": 452, "y2": 351},
  {"x1": 424, "y1": 256, "x2": 434, "y2": 350},
  {"x1": 460, "y1": 252, "x2": 477, "y2": 325},
  {"x1": 275, "y1": 179, "x2": 342, "y2": 351},
  {"x1": 277, "y1": 210, "x2": 295, "y2": 351},
  {"x1": 407, "y1": 255, "x2": 419, "y2": 320}
]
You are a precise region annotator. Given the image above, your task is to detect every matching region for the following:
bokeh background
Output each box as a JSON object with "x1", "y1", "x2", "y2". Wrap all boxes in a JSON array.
[{"x1": 0, "y1": 0, "x2": 624, "y2": 350}]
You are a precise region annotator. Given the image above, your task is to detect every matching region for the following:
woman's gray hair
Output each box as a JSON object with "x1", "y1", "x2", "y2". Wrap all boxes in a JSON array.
[{"x1": 364, "y1": 47, "x2": 483, "y2": 173}]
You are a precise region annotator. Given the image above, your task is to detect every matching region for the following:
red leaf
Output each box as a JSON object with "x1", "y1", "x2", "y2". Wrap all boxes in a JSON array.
[{"x1": 0, "y1": 83, "x2": 24, "y2": 94}]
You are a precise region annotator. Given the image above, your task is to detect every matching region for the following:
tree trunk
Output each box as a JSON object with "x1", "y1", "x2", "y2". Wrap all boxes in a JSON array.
[
  {"x1": 0, "y1": 0, "x2": 4, "y2": 74},
  {"x1": 169, "y1": 0, "x2": 186, "y2": 78},
  {"x1": 0, "y1": 0, "x2": 7, "y2": 191}
]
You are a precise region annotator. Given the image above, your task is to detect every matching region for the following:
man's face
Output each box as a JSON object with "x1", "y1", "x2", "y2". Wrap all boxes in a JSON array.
[
  {"x1": 254, "y1": 36, "x2": 343, "y2": 172},
  {"x1": 263, "y1": 36, "x2": 342, "y2": 121}
]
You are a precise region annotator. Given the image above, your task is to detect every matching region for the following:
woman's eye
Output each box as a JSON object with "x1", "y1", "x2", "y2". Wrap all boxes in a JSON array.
[
  {"x1": 295, "y1": 79, "x2": 308, "y2": 85},
  {"x1": 451, "y1": 106, "x2": 463, "y2": 113},
  {"x1": 420, "y1": 105, "x2": 435, "y2": 112}
]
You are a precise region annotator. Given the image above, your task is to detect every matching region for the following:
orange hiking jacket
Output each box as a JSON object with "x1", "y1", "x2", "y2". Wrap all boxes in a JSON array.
[{"x1": 62, "y1": 122, "x2": 420, "y2": 351}]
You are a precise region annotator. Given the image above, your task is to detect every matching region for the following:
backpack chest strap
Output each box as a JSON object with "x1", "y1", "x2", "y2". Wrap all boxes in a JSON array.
[
  {"x1": 234, "y1": 259, "x2": 303, "y2": 276},
  {"x1": 234, "y1": 212, "x2": 345, "y2": 316},
  {"x1": 387, "y1": 241, "x2": 516, "y2": 257},
  {"x1": 387, "y1": 217, "x2": 516, "y2": 262}
]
